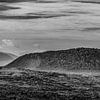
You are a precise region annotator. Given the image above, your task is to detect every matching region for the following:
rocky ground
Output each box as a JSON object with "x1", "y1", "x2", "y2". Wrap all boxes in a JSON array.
[{"x1": 0, "y1": 69, "x2": 100, "y2": 100}]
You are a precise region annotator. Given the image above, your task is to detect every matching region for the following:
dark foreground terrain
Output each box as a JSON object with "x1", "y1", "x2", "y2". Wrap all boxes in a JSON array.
[
  {"x1": 0, "y1": 68, "x2": 100, "y2": 100},
  {"x1": 1, "y1": 48, "x2": 100, "y2": 100}
]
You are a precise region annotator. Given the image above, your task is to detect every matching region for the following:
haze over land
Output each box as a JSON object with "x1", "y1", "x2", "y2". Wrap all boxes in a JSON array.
[{"x1": 0, "y1": 52, "x2": 17, "y2": 66}]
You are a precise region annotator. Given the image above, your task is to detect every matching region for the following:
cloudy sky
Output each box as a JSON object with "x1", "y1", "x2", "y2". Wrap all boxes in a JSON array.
[{"x1": 0, "y1": 0, "x2": 100, "y2": 56}]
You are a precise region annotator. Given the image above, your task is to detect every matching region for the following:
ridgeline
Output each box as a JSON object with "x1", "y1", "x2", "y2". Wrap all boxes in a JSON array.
[{"x1": 5, "y1": 47, "x2": 100, "y2": 71}]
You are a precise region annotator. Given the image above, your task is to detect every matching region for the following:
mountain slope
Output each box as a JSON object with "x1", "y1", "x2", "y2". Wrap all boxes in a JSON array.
[
  {"x1": 0, "y1": 52, "x2": 17, "y2": 66},
  {"x1": 4, "y1": 47, "x2": 100, "y2": 71},
  {"x1": 0, "y1": 52, "x2": 17, "y2": 61}
]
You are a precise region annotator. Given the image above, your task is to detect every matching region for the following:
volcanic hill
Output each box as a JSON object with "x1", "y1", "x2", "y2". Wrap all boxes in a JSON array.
[{"x1": 3, "y1": 47, "x2": 100, "y2": 71}]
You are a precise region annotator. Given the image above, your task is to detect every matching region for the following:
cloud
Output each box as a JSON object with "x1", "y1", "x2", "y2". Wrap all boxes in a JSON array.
[
  {"x1": 1, "y1": 39, "x2": 14, "y2": 47},
  {"x1": 0, "y1": 39, "x2": 14, "y2": 49},
  {"x1": 32, "y1": 43, "x2": 45, "y2": 53},
  {"x1": 0, "y1": 39, "x2": 21, "y2": 55}
]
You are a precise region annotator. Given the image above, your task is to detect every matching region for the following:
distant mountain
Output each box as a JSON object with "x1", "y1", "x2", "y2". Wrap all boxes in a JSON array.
[
  {"x1": 4, "y1": 47, "x2": 100, "y2": 71},
  {"x1": 0, "y1": 52, "x2": 17, "y2": 66}
]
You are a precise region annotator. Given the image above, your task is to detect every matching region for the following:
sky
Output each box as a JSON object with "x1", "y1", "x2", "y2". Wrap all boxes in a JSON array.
[{"x1": 0, "y1": 0, "x2": 100, "y2": 56}]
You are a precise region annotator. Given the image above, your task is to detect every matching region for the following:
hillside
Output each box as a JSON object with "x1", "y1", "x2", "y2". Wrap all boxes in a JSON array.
[
  {"x1": 4, "y1": 47, "x2": 100, "y2": 71},
  {"x1": 0, "y1": 52, "x2": 17, "y2": 66},
  {"x1": 0, "y1": 52, "x2": 17, "y2": 61}
]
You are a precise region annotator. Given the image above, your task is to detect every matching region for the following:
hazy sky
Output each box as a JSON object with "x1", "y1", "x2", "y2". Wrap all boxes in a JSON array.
[{"x1": 0, "y1": 0, "x2": 100, "y2": 55}]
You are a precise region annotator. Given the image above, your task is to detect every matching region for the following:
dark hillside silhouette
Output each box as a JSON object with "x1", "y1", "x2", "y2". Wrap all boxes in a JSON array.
[{"x1": 5, "y1": 47, "x2": 100, "y2": 71}]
